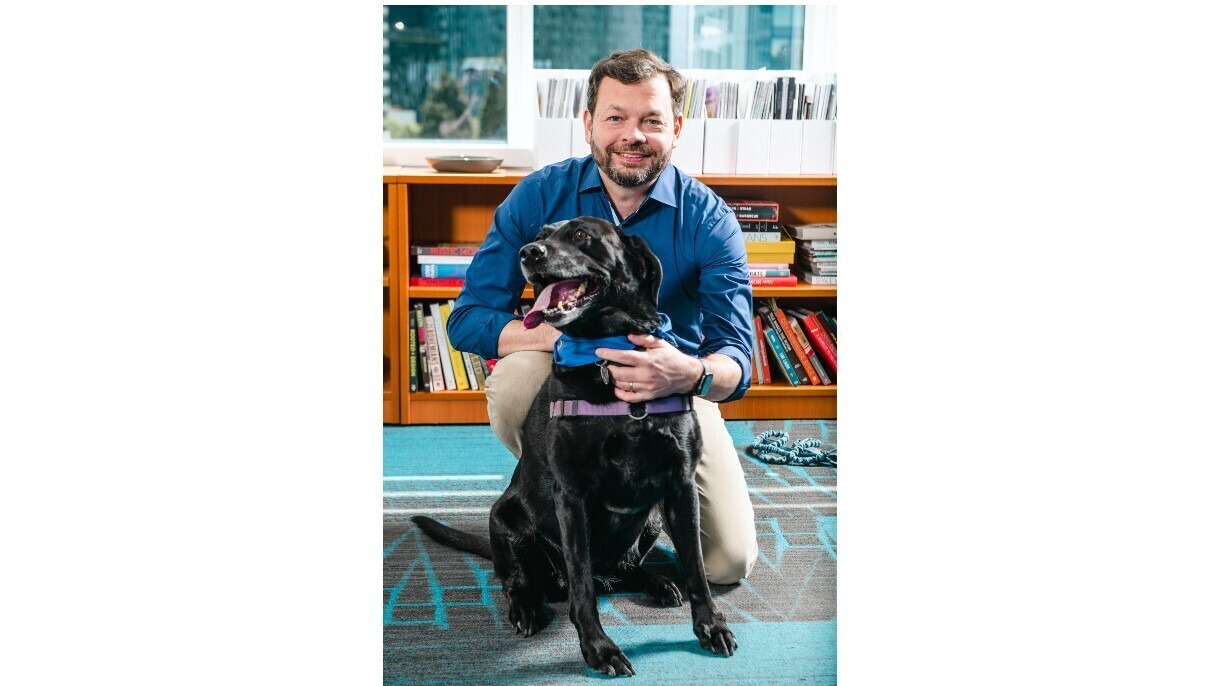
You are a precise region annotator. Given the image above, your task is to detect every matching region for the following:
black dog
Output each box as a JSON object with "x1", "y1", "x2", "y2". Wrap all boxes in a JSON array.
[{"x1": 413, "y1": 216, "x2": 736, "y2": 676}]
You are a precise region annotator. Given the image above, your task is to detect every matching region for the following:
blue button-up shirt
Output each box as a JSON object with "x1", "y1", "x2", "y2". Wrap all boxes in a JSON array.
[{"x1": 447, "y1": 155, "x2": 754, "y2": 402}]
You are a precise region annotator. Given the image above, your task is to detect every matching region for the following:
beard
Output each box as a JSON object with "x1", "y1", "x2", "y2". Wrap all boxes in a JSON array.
[{"x1": 590, "y1": 140, "x2": 673, "y2": 188}]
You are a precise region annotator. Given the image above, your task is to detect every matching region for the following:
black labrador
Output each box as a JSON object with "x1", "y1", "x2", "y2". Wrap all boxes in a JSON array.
[{"x1": 413, "y1": 216, "x2": 736, "y2": 676}]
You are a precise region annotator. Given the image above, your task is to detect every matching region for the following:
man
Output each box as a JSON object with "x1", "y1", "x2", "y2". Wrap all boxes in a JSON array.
[{"x1": 447, "y1": 49, "x2": 757, "y2": 584}]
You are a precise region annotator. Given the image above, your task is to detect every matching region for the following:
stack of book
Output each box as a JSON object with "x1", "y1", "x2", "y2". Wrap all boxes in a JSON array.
[
  {"x1": 728, "y1": 200, "x2": 797, "y2": 286},
  {"x1": 409, "y1": 244, "x2": 479, "y2": 287},
  {"x1": 789, "y1": 223, "x2": 837, "y2": 285},
  {"x1": 408, "y1": 299, "x2": 493, "y2": 393},
  {"x1": 750, "y1": 297, "x2": 837, "y2": 387}
]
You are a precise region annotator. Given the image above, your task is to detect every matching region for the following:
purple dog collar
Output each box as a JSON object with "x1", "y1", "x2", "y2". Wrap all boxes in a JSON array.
[{"x1": 549, "y1": 395, "x2": 694, "y2": 420}]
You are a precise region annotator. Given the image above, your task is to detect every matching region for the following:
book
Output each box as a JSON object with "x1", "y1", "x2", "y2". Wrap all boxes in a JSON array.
[
  {"x1": 786, "y1": 312, "x2": 832, "y2": 385},
  {"x1": 815, "y1": 310, "x2": 837, "y2": 346},
  {"x1": 792, "y1": 271, "x2": 837, "y2": 285},
  {"x1": 766, "y1": 297, "x2": 819, "y2": 385},
  {"x1": 420, "y1": 263, "x2": 470, "y2": 279},
  {"x1": 756, "y1": 302, "x2": 809, "y2": 385},
  {"x1": 410, "y1": 243, "x2": 480, "y2": 256},
  {"x1": 753, "y1": 315, "x2": 771, "y2": 385},
  {"x1": 427, "y1": 303, "x2": 457, "y2": 391},
  {"x1": 760, "y1": 322, "x2": 801, "y2": 386},
  {"x1": 414, "y1": 304, "x2": 431, "y2": 392},
  {"x1": 750, "y1": 275, "x2": 798, "y2": 287},
  {"x1": 747, "y1": 268, "x2": 791, "y2": 277},
  {"x1": 745, "y1": 239, "x2": 796, "y2": 261},
  {"x1": 440, "y1": 301, "x2": 469, "y2": 391},
  {"x1": 408, "y1": 305, "x2": 419, "y2": 393},
  {"x1": 461, "y1": 350, "x2": 480, "y2": 391},
  {"x1": 410, "y1": 276, "x2": 465, "y2": 287},
  {"x1": 741, "y1": 231, "x2": 782, "y2": 242},
  {"x1": 739, "y1": 221, "x2": 783, "y2": 232},
  {"x1": 788, "y1": 223, "x2": 837, "y2": 241},
  {"x1": 469, "y1": 353, "x2": 488, "y2": 389},
  {"x1": 423, "y1": 313, "x2": 447, "y2": 391},
  {"x1": 790, "y1": 307, "x2": 837, "y2": 378},
  {"x1": 727, "y1": 200, "x2": 780, "y2": 222},
  {"x1": 749, "y1": 330, "x2": 759, "y2": 384},
  {"x1": 746, "y1": 262, "x2": 790, "y2": 270},
  {"x1": 415, "y1": 254, "x2": 475, "y2": 265}
]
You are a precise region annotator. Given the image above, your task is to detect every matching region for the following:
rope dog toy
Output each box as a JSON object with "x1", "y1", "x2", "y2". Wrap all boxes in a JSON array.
[{"x1": 749, "y1": 430, "x2": 837, "y2": 467}]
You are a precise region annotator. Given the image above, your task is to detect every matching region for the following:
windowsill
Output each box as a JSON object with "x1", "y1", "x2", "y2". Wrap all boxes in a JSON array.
[{"x1": 382, "y1": 140, "x2": 534, "y2": 168}]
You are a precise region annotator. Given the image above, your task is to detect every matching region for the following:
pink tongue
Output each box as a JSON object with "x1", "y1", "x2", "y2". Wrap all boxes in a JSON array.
[{"x1": 523, "y1": 279, "x2": 580, "y2": 330}]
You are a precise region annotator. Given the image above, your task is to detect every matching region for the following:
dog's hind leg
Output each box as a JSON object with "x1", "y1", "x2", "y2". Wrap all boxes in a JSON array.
[{"x1": 489, "y1": 503, "x2": 553, "y2": 637}]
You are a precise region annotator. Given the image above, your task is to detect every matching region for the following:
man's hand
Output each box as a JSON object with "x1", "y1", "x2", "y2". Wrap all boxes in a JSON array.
[{"x1": 596, "y1": 333, "x2": 703, "y2": 403}]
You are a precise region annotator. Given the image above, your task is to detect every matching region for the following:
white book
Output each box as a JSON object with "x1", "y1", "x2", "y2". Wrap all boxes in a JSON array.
[
  {"x1": 422, "y1": 315, "x2": 446, "y2": 391},
  {"x1": 791, "y1": 223, "x2": 838, "y2": 240},
  {"x1": 415, "y1": 254, "x2": 475, "y2": 265},
  {"x1": 428, "y1": 302, "x2": 456, "y2": 391},
  {"x1": 461, "y1": 352, "x2": 479, "y2": 391}
]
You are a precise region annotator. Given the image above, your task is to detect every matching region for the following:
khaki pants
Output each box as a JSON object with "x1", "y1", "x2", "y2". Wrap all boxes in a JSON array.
[{"x1": 484, "y1": 351, "x2": 758, "y2": 584}]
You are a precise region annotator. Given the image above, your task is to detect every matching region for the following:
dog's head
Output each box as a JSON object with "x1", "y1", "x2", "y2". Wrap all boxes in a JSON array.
[{"x1": 519, "y1": 216, "x2": 662, "y2": 338}]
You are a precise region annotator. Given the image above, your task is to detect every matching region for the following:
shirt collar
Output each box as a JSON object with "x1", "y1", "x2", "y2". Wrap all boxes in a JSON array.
[{"x1": 577, "y1": 155, "x2": 680, "y2": 210}]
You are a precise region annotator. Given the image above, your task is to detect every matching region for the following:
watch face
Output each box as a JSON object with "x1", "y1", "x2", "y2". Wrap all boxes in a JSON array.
[{"x1": 698, "y1": 372, "x2": 714, "y2": 396}]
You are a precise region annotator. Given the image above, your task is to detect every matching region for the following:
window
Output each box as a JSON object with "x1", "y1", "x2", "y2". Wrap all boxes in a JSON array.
[
  {"x1": 533, "y1": 5, "x2": 805, "y2": 70},
  {"x1": 383, "y1": 5, "x2": 508, "y2": 142}
]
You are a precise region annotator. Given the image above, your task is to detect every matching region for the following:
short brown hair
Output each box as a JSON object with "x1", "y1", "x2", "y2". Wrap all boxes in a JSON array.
[{"x1": 586, "y1": 49, "x2": 686, "y2": 120}]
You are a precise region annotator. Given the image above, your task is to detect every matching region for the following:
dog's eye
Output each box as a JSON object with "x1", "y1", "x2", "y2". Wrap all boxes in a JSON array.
[{"x1": 574, "y1": 229, "x2": 589, "y2": 241}]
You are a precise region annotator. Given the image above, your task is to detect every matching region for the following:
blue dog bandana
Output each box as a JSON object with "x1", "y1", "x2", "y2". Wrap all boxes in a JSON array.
[{"x1": 552, "y1": 312, "x2": 679, "y2": 368}]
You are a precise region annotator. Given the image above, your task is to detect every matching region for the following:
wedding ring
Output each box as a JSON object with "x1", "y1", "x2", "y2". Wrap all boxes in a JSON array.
[{"x1": 629, "y1": 381, "x2": 635, "y2": 392}]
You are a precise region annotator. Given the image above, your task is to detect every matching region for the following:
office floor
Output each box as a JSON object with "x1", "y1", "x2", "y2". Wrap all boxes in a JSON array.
[{"x1": 384, "y1": 420, "x2": 837, "y2": 685}]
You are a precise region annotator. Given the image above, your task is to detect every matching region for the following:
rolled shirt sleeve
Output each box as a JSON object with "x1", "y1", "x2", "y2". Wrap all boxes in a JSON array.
[
  {"x1": 694, "y1": 210, "x2": 755, "y2": 402},
  {"x1": 447, "y1": 180, "x2": 540, "y2": 361}
]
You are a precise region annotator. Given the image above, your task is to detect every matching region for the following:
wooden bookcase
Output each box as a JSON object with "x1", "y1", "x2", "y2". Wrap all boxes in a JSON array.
[{"x1": 383, "y1": 166, "x2": 837, "y2": 424}]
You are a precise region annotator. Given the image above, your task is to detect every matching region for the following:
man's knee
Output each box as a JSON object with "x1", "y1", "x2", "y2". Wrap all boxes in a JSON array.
[
  {"x1": 485, "y1": 351, "x2": 552, "y2": 459},
  {"x1": 703, "y1": 538, "x2": 758, "y2": 585}
]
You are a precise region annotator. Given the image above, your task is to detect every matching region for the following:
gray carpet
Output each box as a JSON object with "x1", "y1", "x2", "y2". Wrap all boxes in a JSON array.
[{"x1": 384, "y1": 419, "x2": 836, "y2": 684}]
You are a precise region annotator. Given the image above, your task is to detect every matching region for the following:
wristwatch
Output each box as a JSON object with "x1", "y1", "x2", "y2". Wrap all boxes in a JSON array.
[{"x1": 694, "y1": 357, "x2": 714, "y2": 397}]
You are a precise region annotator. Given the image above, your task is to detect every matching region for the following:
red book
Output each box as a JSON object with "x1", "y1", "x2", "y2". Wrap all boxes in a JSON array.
[
  {"x1": 410, "y1": 276, "x2": 466, "y2": 287},
  {"x1": 749, "y1": 275, "x2": 798, "y2": 287},
  {"x1": 791, "y1": 308, "x2": 838, "y2": 378},
  {"x1": 753, "y1": 315, "x2": 771, "y2": 385},
  {"x1": 410, "y1": 244, "x2": 480, "y2": 256}
]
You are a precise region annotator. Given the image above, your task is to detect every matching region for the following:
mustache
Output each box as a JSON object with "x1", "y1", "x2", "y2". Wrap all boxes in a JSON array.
[{"x1": 608, "y1": 145, "x2": 652, "y2": 155}]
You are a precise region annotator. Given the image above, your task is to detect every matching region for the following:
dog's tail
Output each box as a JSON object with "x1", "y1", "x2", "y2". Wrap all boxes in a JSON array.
[{"x1": 410, "y1": 516, "x2": 493, "y2": 560}]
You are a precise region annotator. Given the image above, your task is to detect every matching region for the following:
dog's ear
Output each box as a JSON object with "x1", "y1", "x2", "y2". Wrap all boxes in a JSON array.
[
  {"x1": 534, "y1": 219, "x2": 569, "y2": 242},
  {"x1": 622, "y1": 233, "x2": 663, "y2": 308}
]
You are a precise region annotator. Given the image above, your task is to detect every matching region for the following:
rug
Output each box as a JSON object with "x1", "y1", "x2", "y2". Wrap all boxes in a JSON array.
[{"x1": 384, "y1": 419, "x2": 837, "y2": 685}]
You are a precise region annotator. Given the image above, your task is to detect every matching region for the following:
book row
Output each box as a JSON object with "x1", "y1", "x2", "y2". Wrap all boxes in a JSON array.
[
  {"x1": 752, "y1": 298, "x2": 838, "y2": 387},
  {"x1": 407, "y1": 300, "x2": 494, "y2": 393}
]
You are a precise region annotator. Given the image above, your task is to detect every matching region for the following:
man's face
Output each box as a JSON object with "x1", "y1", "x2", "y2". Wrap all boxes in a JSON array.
[{"x1": 584, "y1": 76, "x2": 683, "y2": 189}]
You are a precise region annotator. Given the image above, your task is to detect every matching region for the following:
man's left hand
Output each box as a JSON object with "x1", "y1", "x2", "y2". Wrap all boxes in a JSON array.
[{"x1": 596, "y1": 333, "x2": 702, "y2": 402}]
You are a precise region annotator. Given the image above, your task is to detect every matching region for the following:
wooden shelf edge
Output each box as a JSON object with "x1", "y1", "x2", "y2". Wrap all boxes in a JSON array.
[{"x1": 383, "y1": 166, "x2": 836, "y2": 187}]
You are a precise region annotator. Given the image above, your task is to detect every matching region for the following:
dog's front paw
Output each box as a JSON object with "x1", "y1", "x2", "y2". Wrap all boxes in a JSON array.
[
  {"x1": 694, "y1": 616, "x2": 737, "y2": 657},
  {"x1": 508, "y1": 598, "x2": 551, "y2": 637},
  {"x1": 581, "y1": 638, "x2": 635, "y2": 677}
]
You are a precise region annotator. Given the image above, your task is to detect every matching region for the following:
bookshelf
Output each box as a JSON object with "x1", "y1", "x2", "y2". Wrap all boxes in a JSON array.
[{"x1": 384, "y1": 166, "x2": 837, "y2": 424}]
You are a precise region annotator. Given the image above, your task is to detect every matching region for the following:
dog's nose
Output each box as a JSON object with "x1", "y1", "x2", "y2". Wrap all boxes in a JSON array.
[{"x1": 520, "y1": 242, "x2": 547, "y2": 263}]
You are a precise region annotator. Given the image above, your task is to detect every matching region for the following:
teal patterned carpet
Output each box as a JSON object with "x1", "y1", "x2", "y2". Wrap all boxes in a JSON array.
[{"x1": 384, "y1": 420, "x2": 837, "y2": 685}]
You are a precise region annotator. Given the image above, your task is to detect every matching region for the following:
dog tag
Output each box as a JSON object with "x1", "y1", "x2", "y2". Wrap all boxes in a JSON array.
[{"x1": 599, "y1": 362, "x2": 610, "y2": 385}]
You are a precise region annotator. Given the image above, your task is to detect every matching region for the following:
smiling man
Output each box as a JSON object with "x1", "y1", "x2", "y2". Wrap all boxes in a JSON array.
[{"x1": 447, "y1": 49, "x2": 757, "y2": 585}]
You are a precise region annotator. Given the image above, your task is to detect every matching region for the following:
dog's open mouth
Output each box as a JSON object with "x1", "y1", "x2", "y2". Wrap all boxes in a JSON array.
[{"x1": 523, "y1": 277, "x2": 601, "y2": 329}]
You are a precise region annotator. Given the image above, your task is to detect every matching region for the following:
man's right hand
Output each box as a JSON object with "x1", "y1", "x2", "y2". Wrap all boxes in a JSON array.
[{"x1": 497, "y1": 318, "x2": 561, "y2": 358}]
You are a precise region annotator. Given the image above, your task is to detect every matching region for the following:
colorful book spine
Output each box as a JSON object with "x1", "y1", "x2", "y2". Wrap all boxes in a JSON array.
[
  {"x1": 415, "y1": 305, "x2": 431, "y2": 392},
  {"x1": 420, "y1": 263, "x2": 470, "y2": 279},
  {"x1": 815, "y1": 310, "x2": 838, "y2": 346},
  {"x1": 753, "y1": 315, "x2": 771, "y2": 384},
  {"x1": 741, "y1": 232, "x2": 783, "y2": 242},
  {"x1": 408, "y1": 305, "x2": 418, "y2": 393},
  {"x1": 786, "y1": 313, "x2": 831, "y2": 385},
  {"x1": 747, "y1": 268, "x2": 791, "y2": 277},
  {"x1": 728, "y1": 201, "x2": 780, "y2": 222},
  {"x1": 439, "y1": 301, "x2": 469, "y2": 390},
  {"x1": 761, "y1": 323, "x2": 800, "y2": 386},
  {"x1": 409, "y1": 277, "x2": 466, "y2": 287},
  {"x1": 415, "y1": 254, "x2": 476, "y2": 265},
  {"x1": 410, "y1": 244, "x2": 480, "y2": 256},
  {"x1": 792, "y1": 308, "x2": 838, "y2": 377},
  {"x1": 470, "y1": 353, "x2": 488, "y2": 389},
  {"x1": 750, "y1": 275, "x2": 798, "y2": 287},
  {"x1": 427, "y1": 303, "x2": 457, "y2": 390},
  {"x1": 461, "y1": 351, "x2": 480, "y2": 391},
  {"x1": 423, "y1": 313, "x2": 446, "y2": 391}
]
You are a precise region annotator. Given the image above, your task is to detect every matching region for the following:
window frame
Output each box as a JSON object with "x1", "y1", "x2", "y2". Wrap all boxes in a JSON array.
[{"x1": 382, "y1": 4, "x2": 835, "y2": 167}]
